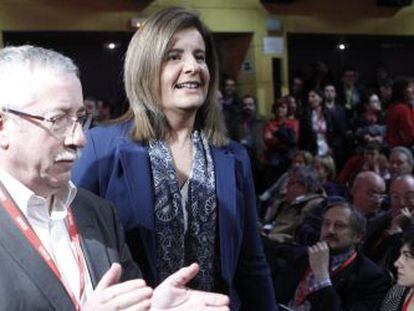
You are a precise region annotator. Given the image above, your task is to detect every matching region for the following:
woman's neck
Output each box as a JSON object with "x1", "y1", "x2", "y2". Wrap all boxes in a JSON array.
[{"x1": 164, "y1": 109, "x2": 196, "y2": 144}]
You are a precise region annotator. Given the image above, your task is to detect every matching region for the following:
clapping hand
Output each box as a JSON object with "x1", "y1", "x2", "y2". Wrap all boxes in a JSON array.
[
  {"x1": 85, "y1": 263, "x2": 229, "y2": 311},
  {"x1": 389, "y1": 207, "x2": 413, "y2": 235},
  {"x1": 152, "y1": 263, "x2": 230, "y2": 311},
  {"x1": 84, "y1": 263, "x2": 153, "y2": 311}
]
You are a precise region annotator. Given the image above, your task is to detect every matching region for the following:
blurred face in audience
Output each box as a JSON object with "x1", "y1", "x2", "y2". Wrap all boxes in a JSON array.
[
  {"x1": 363, "y1": 148, "x2": 379, "y2": 168},
  {"x1": 342, "y1": 70, "x2": 357, "y2": 87},
  {"x1": 352, "y1": 174, "x2": 385, "y2": 216},
  {"x1": 367, "y1": 94, "x2": 381, "y2": 113},
  {"x1": 390, "y1": 175, "x2": 414, "y2": 217},
  {"x1": 291, "y1": 77, "x2": 303, "y2": 96},
  {"x1": 389, "y1": 151, "x2": 412, "y2": 179},
  {"x1": 286, "y1": 175, "x2": 308, "y2": 204},
  {"x1": 405, "y1": 82, "x2": 414, "y2": 102},
  {"x1": 223, "y1": 78, "x2": 236, "y2": 97},
  {"x1": 379, "y1": 84, "x2": 392, "y2": 101},
  {"x1": 292, "y1": 154, "x2": 306, "y2": 167},
  {"x1": 274, "y1": 101, "x2": 288, "y2": 120},
  {"x1": 320, "y1": 206, "x2": 361, "y2": 254},
  {"x1": 241, "y1": 96, "x2": 256, "y2": 116},
  {"x1": 395, "y1": 244, "x2": 414, "y2": 287},
  {"x1": 323, "y1": 85, "x2": 336, "y2": 102},
  {"x1": 308, "y1": 91, "x2": 322, "y2": 109},
  {"x1": 313, "y1": 157, "x2": 328, "y2": 183}
]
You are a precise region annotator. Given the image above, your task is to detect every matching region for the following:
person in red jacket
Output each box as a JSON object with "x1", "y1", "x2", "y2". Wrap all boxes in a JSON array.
[
  {"x1": 263, "y1": 97, "x2": 299, "y2": 185},
  {"x1": 385, "y1": 77, "x2": 414, "y2": 148}
]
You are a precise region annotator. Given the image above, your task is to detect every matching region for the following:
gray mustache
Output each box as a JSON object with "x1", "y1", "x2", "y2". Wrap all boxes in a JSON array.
[{"x1": 55, "y1": 151, "x2": 77, "y2": 162}]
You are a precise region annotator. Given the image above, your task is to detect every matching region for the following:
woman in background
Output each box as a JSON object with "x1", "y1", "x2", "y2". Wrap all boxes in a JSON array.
[
  {"x1": 313, "y1": 154, "x2": 343, "y2": 196},
  {"x1": 299, "y1": 89, "x2": 333, "y2": 156},
  {"x1": 381, "y1": 232, "x2": 414, "y2": 310},
  {"x1": 72, "y1": 7, "x2": 276, "y2": 310},
  {"x1": 263, "y1": 97, "x2": 299, "y2": 186},
  {"x1": 385, "y1": 77, "x2": 414, "y2": 148}
]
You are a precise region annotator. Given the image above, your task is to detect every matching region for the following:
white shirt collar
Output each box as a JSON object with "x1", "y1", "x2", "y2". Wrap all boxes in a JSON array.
[{"x1": 0, "y1": 169, "x2": 77, "y2": 223}]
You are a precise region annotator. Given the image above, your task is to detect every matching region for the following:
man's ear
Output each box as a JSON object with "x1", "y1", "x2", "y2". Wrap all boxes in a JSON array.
[{"x1": 0, "y1": 114, "x2": 10, "y2": 149}]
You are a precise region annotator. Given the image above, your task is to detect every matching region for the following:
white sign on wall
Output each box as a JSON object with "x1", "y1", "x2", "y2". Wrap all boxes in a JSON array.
[{"x1": 263, "y1": 36, "x2": 284, "y2": 55}]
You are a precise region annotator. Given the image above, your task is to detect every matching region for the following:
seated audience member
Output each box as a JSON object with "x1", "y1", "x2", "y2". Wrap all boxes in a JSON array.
[
  {"x1": 351, "y1": 171, "x2": 387, "y2": 219},
  {"x1": 313, "y1": 154, "x2": 343, "y2": 196},
  {"x1": 262, "y1": 166, "x2": 325, "y2": 243},
  {"x1": 0, "y1": 45, "x2": 229, "y2": 310},
  {"x1": 295, "y1": 171, "x2": 386, "y2": 247},
  {"x1": 389, "y1": 146, "x2": 414, "y2": 181},
  {"x1": 275, "y1": 202, "x2": 391, "y2": 310},
  {"x1": 364, "y1": 174, "x2": 414, "y2": 274},
  {"x1": 338, "y1": 141, "x2": 389, "y2": 188},
  {"x1": 263, "y1": 97, "x2": 299, "y2": 186},
  {"x1": 386, "y1": 77, "x2": 414, "y2": 148},
  {"x1": 292, "y1": 150, "x2": 314, "y2": 167},
  {"x1": 380, "y1": 232, "x2": 414, "y2": 311},
  {"x1": 258, "y1": 150, "x2": 313, "y2": 216}
]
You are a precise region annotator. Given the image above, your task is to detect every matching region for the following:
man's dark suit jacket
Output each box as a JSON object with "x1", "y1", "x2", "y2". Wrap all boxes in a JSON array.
[
  {"x1": 0, "y1": 188, "x2": 141, "y2": 310},
  {"x1": 275, "y1": 249, "x2": 391, "y2": 311}
]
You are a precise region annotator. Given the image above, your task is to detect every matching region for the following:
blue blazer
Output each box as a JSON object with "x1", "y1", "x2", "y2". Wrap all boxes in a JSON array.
[{"x1": 72, "y1": 121, "x2": 278, "y2": 311}]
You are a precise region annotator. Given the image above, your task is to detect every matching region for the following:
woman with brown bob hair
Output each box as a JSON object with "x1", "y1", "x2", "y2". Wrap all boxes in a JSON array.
[{"x1": 72, "y1": 6, "x2": 277, "y2": 310}]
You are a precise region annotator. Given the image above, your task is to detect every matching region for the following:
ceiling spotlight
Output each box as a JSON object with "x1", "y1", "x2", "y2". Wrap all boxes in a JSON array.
[
  {"x1": 338, "y1": 43, "x2": 346, "y2": 50},
  {"x1": 107, "y1": 42, "x2": 117, "y2": 50}
]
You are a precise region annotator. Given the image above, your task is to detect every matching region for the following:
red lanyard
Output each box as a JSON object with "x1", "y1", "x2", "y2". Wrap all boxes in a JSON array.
[
  {"x1": 403, "y1": 290, "x2": 414, "y2": 311},
  {"x1": 0, "y1": 183, "x2": 85, "y2": 310},
  {"x1": 295, "y1": 251, "x2": 357, "y2": 307}
]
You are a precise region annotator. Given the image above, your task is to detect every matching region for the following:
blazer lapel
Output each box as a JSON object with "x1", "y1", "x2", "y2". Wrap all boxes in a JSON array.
[
  {"x1": 116, "y1": 139, "x2": 157, "y2": 282},
  {"x1": 0, "y1": 204, "x2": 74, "y2": 309},
  {"x1": 212, "y1": 146, "x2": 239, "y2": 281},
  {"x1": 71, "y1": 199, "x2": 110, "y2": 288}
]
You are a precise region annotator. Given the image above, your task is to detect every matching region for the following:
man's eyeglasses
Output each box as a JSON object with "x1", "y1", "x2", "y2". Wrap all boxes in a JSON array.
[
  {"x1": 390, "y1": 192, "x2": 414, "y2": 205},
  {"x1": 367, "y1": 190, "x2": 386, "y2": 201},
  {"x1": 2, "y1": 108, "x2": 89, "y2": 135}
]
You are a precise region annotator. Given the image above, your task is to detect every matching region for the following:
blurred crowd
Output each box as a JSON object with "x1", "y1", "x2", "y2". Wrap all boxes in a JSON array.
[{"x1": 221, "y1": 63, "x2": 414, "y2": 309}]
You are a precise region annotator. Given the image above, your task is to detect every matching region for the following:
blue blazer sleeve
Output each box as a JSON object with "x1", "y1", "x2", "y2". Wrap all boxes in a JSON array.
[
  {"x1": 229, "y1": 143, "x2": 279, "y2": 311},
  {"x1": 72, "y1": 130, "x2": 101, "y2": 194}
]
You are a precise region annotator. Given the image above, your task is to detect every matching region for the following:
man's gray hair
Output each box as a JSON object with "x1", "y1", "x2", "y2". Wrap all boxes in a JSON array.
[
  {"x1": 288, "y1": 165, "x2": 322, "y2": 194},
  {"x1": 0, "y1": 45, "x2": 79, "y2": 109}
]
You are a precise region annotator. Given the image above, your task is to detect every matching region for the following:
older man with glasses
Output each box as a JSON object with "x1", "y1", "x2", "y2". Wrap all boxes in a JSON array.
[{"x1": 363, "y1": 173, "x2": 414, "y2": 277}]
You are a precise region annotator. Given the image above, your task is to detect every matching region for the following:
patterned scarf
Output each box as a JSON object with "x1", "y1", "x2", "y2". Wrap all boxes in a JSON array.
[{"x1": 148, "y1": 130, "x2": 217, "y2": 291}]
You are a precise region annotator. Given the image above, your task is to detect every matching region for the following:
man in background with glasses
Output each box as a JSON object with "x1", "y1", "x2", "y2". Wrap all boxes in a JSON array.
[
  {"x1": 0, "y1": 45, "x2": 229, "y2": 310},
  {"x1": 364, "y1": 173, "x2": 414, "y2": 277},
  {"x1": 275, "y1": 202, "x2": 391, "y2": 311},
  {"x1": 350, "y1": 171, "x2": 386, "y2": 219}
]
